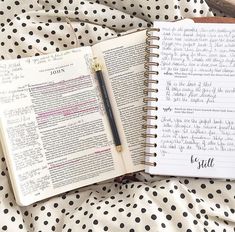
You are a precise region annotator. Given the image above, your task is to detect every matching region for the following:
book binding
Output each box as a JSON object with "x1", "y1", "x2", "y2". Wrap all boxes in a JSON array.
[{"x1": 142, "y1": 28, "x2": 160, "y2": 167}]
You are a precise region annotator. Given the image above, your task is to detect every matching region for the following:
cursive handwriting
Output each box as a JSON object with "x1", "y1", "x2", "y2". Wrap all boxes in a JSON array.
[
  {"x1": 165, "y1": 80, "x2": 235, "y2": 104},
  {"x1": 160, "y1": 115, "x2": 235, "y2": 152},
  {"x1": 191, "y1": 155, "x2": 215, "y2": 169}
]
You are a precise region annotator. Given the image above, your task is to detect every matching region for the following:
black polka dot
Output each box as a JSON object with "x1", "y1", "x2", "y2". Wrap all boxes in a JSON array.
[
  {"x1": 177, "y1": 222, "x2": 182, "y2": 228},
  {"x1": 141, "y1": 208, "x2": 146, "y2": 213},
  {"x1": 163, "y1": 197, "x2": 168, "y2": 203},
  {"x1": 145, "y1": 225, "x2": 151, "y2": 231},
  {"x1": 183, "y1": 212, "x2": 188, "y2": 217},
  {"x1": 152, "y1": 191, "x2": 157, "y2": 196},
  {"x1": 166, "y1": 215, "x2": 172, "y2": 220},
  {"x1": 201, "y1": 184, "x2": 206, "y2": 189},
  {"x1": 93, "y1": 219, "x2": 98, "y2": 225},
  {"x1": 208, "y1": 193, "x2": 214, "y2": 199}
]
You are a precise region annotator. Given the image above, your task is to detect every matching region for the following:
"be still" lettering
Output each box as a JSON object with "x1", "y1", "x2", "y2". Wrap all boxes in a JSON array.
[{"x1": 191, "y1": 155, "x2": 215, "y2": 169}]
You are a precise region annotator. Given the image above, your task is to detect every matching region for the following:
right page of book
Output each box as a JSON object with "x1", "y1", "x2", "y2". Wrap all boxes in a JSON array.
[
  {"x1": 92, "y1": 30, "x2": 147, "y2": 173},
  {"x1": 145, "y1": 22, "x2": 235, "y2": 178}
]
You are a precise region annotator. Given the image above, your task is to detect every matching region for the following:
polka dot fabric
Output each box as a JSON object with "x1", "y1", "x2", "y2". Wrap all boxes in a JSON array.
[
  {"x1": 0, "y1": 0, "x2": 235, "y2": 231},
  {"x1": 0, "y1": 0, "x2": 214, "y2": 59}
]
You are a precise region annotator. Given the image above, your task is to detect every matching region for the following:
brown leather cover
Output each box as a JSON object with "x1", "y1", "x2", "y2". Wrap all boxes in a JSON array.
[
  {"x1": 192, "y1": 17, "x2": 235, "y2": 23},
  {"x1": 205, "y1": 0, "x2": 235, "y2": 17}
]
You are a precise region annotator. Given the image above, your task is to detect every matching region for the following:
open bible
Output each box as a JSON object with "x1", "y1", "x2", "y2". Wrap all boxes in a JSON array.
[{"x1": 0, "y1": 30, "x2": 146, "y2": 205}]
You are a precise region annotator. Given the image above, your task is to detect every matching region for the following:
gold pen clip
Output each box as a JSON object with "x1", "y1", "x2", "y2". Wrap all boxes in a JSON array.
[{"x1": 92, "y1": 58, "x2": 102, "y2": 72}]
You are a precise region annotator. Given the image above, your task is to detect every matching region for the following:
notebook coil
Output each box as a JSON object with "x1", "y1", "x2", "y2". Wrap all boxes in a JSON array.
[
  {"x1": 141, "y1": 161, "x2": 157, "y2": 166},
  {"x1": 142, "y1": 124, "x2": 158, "y2": 129},
  {"x1": 142, "y1": 27, "x2": 160, "y2": 167},
  {"x1": 142, "y1": 115, "x2": 158, "y2": 121},
  {"x1": 145, "y1": 152, "x2": 157, "y2": 157}
]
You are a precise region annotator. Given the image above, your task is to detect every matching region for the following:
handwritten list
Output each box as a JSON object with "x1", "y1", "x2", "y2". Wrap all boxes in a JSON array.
[{"x1": 146, "y1": 22, "x2": 235, "y2": 178}]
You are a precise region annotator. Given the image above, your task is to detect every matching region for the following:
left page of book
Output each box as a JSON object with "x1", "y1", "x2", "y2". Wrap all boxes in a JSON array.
[{"x1": 0, "y1": 47, "x2": 126, "y2": 206}]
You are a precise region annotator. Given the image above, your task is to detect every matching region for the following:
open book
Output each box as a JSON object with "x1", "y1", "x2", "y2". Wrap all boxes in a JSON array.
[
  {"x1": 0, "y1": 30, "x2": 146, "y2": 205},
  {"x1": 144, "y1": 21, "x2": 235, "y2": 179}
]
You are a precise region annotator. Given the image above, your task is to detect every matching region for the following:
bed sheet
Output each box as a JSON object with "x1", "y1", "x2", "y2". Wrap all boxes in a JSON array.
[{"x1": 0, "y1": 1, "x2": 235, "y2": 231}]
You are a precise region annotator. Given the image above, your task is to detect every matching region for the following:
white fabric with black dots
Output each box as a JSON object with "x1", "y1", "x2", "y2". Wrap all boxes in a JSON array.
[{"x1": 0, "y1": 1, "x2": 235, "y2": 231}]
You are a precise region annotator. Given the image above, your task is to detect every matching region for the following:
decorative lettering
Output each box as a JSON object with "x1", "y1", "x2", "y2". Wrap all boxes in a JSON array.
[{"x1": 191, "y1": 155, "x2": 215, "y2": 169}]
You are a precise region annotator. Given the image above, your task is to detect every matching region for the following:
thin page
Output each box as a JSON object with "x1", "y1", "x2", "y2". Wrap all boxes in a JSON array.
[
  {"x1": 146, "y1": 22, "x2": 235, "y2": 178},
  {"x1": 92, "y1": 30, "x2": 146, "y2": 173},
  {"x1": 0, "y1": 47, "x2": 126, "y2": 205}
]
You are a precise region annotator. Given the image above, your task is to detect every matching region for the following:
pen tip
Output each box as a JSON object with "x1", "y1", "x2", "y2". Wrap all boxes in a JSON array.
[{"x1": 116, "y1": 145, "x2": 122, "y2": 153}]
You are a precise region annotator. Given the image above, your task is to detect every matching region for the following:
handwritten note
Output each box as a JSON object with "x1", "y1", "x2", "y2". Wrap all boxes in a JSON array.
[
  {"x1": 0, "y1": 61, "x2": 24, "y2": 84},
  {"x1": 165, "y1": 80, "x2": 235, "y2": 104},
  {"x1": 146, "y1": 22, "x2": 235, "y2": 178},
  {"x1": 160, "y1": 26, "x2": 235, "y2": 80},
  {"x1": 159, "y1": 115, "x2": 235, "y2": 152}
]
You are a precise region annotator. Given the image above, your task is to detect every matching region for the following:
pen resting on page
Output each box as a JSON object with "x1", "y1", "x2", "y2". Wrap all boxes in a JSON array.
[{"x1": 92, "y1": 58, "x2": 122, "y2": 153}]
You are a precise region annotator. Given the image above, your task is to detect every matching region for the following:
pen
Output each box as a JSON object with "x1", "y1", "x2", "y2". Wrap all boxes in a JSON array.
[{"x1": 92, "y1": 58, "x2": 122, "y2": 153}]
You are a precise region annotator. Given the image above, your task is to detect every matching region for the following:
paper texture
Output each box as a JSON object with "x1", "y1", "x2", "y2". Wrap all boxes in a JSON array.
[
  {"x1": 0, "y1": 47, "x2": 125, "y2": 205},
  {"x1": 0, "y1": 29, "x2": 147, "y2": 205},
  {"x1": 146, "y1": 22, "x2": 235, "y2": 178}
]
